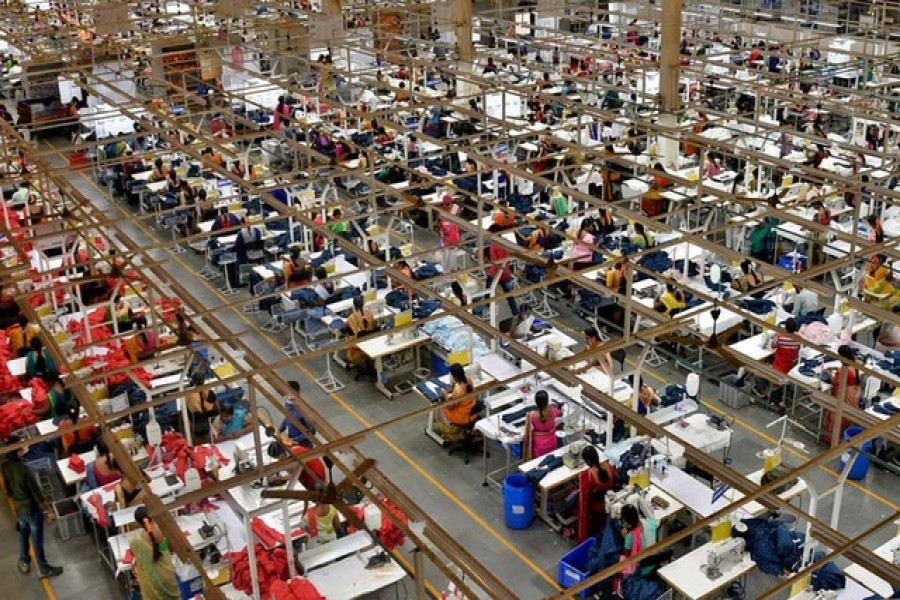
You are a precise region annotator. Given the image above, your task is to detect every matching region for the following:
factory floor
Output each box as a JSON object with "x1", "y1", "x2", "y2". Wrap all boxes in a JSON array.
[{"x1": 2, "y1": 132, "x2": 897, "y2": 600}]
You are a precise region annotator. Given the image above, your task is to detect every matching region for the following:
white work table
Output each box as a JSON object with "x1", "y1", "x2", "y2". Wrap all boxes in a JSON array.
[
  {"x1": 733, "y1": 469, "x2": 808, "y2": 517},
  {"x1": 83, "y1": 470, "x2": 183, "y2": 523},
  {"x1": 108, "y1": 502, "x2": 243, "y2": 574},
  {"x1": 789, "y1": 576, "x2": 874, "y2": 600},
  {"x1": 474, "y1": 386, "x2": 575, "y2": 444},
  {"x1": 651, "y1": 465, "x2": 735, "y2": 520},
  {"x1": 518, "y1": 441, "x2": 604, "y2": 525},
  {"x1": 844, "y1": 536, "x2": 899, "y2": 598},
  {"x1": 663, "y1": 412, "x2": 732, "y2": 457},
  {"x1": 304, "y1": 537, "x2": 406, "y2": 599},
  {"x1": 658, "y1": 539, "x2": 755, "y2": 599},
  {"x1": 296, "y1": 530, "x2": 374, "y2": 571},
  {"x1": 57, "y1": 447, "x2": 147, "y2": 486},
  {"x1": 575, "y1": 368, "x2": 634, "y2": 403},
  {"x1": 358, "y1": 330, "x2": 432, "y2": 398},
  {"x1": 523, "y1": 327, "x2": 579, "y2": 354},
  {"x1": 646, "y1": 399, "x2": 700, "y2": 426},
  {"x1": 479, "y1": 351, "x2": 522, "y2": 383},
  {"x1": 357, "y1": 330, "x2": 431, "y2": 360},
  {"x1": 729, "y1": 333, "x2": 778, "y2": 361}
]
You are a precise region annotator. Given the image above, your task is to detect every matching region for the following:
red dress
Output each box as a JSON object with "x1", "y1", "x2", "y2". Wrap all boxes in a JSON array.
[
  {"x1": 577, "y1": 463, "x2": 616, "y2": 542},
  {"x1": 92, "y1": 462, "x2": 121, "y2": 487}
]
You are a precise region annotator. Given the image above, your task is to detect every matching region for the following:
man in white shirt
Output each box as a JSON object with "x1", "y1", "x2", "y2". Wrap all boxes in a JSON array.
[{"x1": 791, "y1": 284, "x2": 819, "y2": 317}]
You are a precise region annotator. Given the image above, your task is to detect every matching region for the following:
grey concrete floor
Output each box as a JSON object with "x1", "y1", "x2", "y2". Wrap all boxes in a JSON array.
[{"x1": 2, "y1": 132, "x2": 897, "y2": 600}]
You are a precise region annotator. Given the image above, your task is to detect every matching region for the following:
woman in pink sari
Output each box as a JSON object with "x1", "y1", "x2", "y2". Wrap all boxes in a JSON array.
[{"x1": 524, "y1": 390, "x2": 560, "y2": 460}]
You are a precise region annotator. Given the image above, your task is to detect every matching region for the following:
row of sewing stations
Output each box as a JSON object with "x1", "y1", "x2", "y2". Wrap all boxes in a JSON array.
[
  {"x1": 376, "y1": 122, "x2": 900, "y2": 598},
  {"x1": 2, "y1": 183, "x2": 406, "y2": 600},
  {"x1": 253, "y1": 38, "x2": 900, "y2": 599},
  {"x1": 408, "y1": 303, "x2": 824, "y2": 599},
  {"x1": 278, "y1": 40, "x2": 899, "y2": 593}
]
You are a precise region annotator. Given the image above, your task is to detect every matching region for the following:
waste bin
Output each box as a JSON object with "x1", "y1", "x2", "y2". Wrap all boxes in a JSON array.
[
  {"x1": 838, "y1": 425, "x2": 872, "y2": 480},
  {"x1": 503, "y1": 473, "x2": 535, "y2": 529},
  {"x1": 558, "y1": 537, "x2": 598, "y2": 598}
]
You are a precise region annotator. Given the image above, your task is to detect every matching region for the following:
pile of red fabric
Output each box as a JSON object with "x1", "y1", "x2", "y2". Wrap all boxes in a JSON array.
[
  {"x1": 65, "y1": 307, "x2": 114, "y2": 348},
  {"x1": 67, "y1": 453, "x2": 86, "y2": 474},
  {"x1": 350, "y1": 498, "x2": 408, "y2": 551},
  {"x1": 145, "y1": 433, "x2": 230, "y2": 482},
  {"x1": 230, "y1": 544, "x2": 290, "y2": 597},
  {"x1": 100, "y1": 346, "x2": 153, "y2": 387},
  {"x1": 28, "y1": 377, "x2": 49, "y2": 411},
  {"x1": 26, "y1": 285, "x2": 65, "y2": 309},
  {"x1": 251, "y1": 518, "x2": 305, "y2": 548},
  {"x1": 85, "y1": 492, "x2": 111, "y2": 527},
  {"x1": 154, "y1": 297, "x2": 182, "y2": 321},
  {"x1": 0, "y1": 400, "x2": 38, "y2": 439},
  {"x1": 268, "y1": 579, "x2": 325, "y2": 600}
]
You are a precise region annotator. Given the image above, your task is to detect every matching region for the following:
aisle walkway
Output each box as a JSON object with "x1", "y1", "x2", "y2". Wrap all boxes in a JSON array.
[{"x1": 0, "y1": 488, "x2": 120, "y2": 600}]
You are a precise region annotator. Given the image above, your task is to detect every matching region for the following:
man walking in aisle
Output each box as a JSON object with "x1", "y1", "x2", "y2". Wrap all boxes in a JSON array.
[{"x1": 2, "y1": 436, "x2": 63, "y2": 578}]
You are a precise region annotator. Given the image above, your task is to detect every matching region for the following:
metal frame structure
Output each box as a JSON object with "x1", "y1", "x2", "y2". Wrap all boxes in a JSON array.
[{"x1": 1, "y1": 0, "x2": 899, "y2": 597}]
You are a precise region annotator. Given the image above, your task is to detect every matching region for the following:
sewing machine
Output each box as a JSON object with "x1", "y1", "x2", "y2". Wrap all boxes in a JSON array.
[
  {"x1": 233, "y1": 446, "x2": 255, "y2": 475},
  {"x1": 648, "y1": 453, "x2": 669, "y2": 478},
  {"x1": 605, "y1": 485, "x2": 653, "y2": 521},
  {"x1": 563, "y1": 440, "x2": 587, "y2": 469},
  {"x1": 701, "y1": 537, "x2": 746, "y2": 579}
]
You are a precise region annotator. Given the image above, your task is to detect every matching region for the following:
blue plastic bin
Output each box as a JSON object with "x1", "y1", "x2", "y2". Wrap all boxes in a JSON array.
[
  {"x1": 839, "y1": 425, "x2": 872, "y2": 480},
  {"x1": 176, "y1": 574, "x2": 203, "y2": 600},
  {"x1": 777, "y1": 253, "x2": 807, "y2": 272},
  {"x1": 558, "y1": 537, "x2": 597, "y2": 598},
  {"x1": 503, "y1": 473, "x2": 535, "y2": 529},
  {"x1": 508, "y1": 441, "x2": 524, "y2": 460}
]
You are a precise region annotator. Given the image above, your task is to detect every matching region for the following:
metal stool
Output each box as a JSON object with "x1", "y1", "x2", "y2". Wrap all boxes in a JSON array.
[
  {"x1": 245, "y1": 281, "x2": 269, "y2": 315},
  {"x1": 310, "y1": 338, "x2": 345, "y2": 392},
  {"x1": 196, "y1": 244, "x2": 221, "y2": 280},
  {"x1": 281, "y1": 308, "x2": 305, "y2": 357},
  {"x1": 217, "y1": 252, "x2": 239, "y2": 296},
  {"x1": 167, "y1": 213, "x2": 188, "y2": 254},
  {"x1": 263, "y1": 297, "x2": 294, "y2": 333}
]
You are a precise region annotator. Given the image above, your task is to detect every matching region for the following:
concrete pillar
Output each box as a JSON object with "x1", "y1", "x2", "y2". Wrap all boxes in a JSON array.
[
  {"x1": 658, "y1": 0, "x2": 682, "y2": 169},
  {"x1": 455, "y1": 0, "x2": 474, "y2": 63},
  {"x1": 455, "y1": 0, "x2": 478, "y2": 96}
]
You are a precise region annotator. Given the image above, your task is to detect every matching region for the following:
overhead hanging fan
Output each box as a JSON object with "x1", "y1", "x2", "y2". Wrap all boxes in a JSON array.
[{"x1": 262, "y1": 457, "x2": 375, "y2": 508}]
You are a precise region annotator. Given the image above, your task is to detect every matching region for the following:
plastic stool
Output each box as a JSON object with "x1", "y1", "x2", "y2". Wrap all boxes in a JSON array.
[{"x1": 217, "y1": 252, "x2": 238, "y2": 296}]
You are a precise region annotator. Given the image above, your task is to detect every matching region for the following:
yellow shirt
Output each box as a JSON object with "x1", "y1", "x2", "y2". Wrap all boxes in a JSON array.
[
  {"x1": 660, "y1": 292, "x2": 686, "y2": 316},
  {"x1": 606, "y1": 269, "x2": 622, "y2": 293}
]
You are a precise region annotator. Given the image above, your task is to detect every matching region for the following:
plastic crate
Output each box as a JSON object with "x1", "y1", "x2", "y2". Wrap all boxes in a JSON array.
[
  {"x1": 558, "y1": 537, "x2": 597, "y2": 598},
  {"x1": 53, "y1": 498, "x2": 85, "y2": 540},
  {"x1": 176, "y1": 574, "x2": 203, "y2": 600},
  {"x1": 719, "y1": 375, "x2": 751, "y2": 409}
]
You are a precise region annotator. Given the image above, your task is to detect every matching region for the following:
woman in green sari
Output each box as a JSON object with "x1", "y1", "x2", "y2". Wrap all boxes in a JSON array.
[{"x1": 130, "y1": 506, "x2": 179, "y2": 600}]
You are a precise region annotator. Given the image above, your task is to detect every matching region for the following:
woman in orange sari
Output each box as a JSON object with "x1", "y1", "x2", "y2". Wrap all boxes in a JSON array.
[{"x1": 344, "y1": 296, "x2": 376, "y2": 379}]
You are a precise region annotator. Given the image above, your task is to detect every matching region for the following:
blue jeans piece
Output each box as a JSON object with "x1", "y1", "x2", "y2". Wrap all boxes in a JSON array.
[
  {"x1": 489, "y1": 278, "x2": 519, "y2": 315},
  {"x1": 18, "y1": 510, "x2": 49, "y2": 572}
]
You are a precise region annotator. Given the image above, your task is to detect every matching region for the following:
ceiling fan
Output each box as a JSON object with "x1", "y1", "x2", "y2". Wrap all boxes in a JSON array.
[{"x1": 261, "y1": 457, "x2": 375, "y2": 509}]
